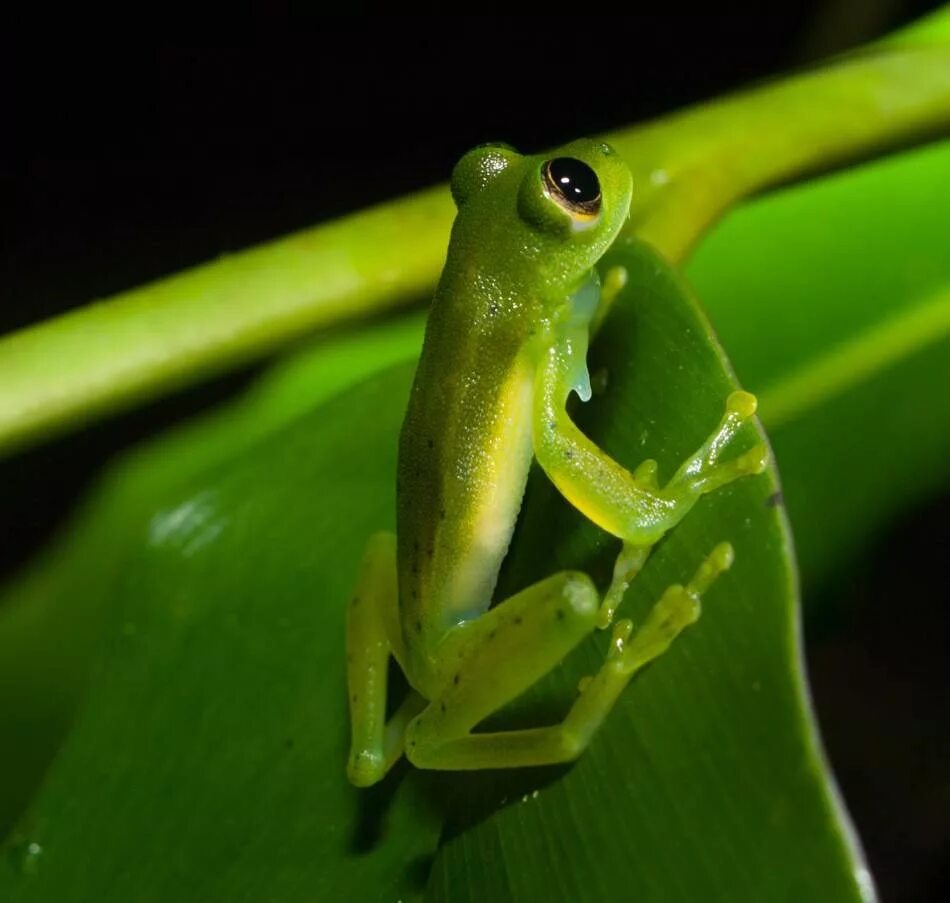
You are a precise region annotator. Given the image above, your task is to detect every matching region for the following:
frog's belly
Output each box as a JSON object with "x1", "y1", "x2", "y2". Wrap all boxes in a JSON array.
[{"x1": 397, "y1": 355, "x2": 536, "y2": 662}]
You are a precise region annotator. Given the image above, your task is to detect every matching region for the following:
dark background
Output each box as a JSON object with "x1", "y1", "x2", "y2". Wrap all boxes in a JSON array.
[{"x1": 4, "y1": 11, "x2": 948, "y2": 901}]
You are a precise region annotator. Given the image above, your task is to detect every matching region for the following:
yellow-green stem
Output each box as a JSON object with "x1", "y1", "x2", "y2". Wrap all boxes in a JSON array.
[{"x1": 1, "y1": 19, "x2": 948, "y2": 457}]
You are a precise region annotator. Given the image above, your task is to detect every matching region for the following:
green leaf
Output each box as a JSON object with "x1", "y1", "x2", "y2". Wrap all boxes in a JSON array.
[
  {"x1": 425, "y1": 240, "x2": 865, "y2": 901},
  {"x1": 0, "y1": 241, "x2": 865, "y2": 900},
  {"x1": 0, "y1": 314, "x2": 427, "y2": 839},
  {"x1": 688, "y1": 139, "x2": 950, "y2": 591},
  {"x1": 1, "y1": 366, "x2": 442, "y2": 901}
]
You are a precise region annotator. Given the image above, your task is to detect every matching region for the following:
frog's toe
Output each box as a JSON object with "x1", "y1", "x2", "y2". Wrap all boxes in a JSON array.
[
  {"x1": 726, "y1": 390, "x2": 758, "y2": 419},
  {"x1": 346, "y1": 749, "x2": 385, "y2": 788}
]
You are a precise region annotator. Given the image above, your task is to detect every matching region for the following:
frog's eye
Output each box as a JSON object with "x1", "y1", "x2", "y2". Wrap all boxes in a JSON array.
[
  {"x1": 518, "y1": 155, "x2": 604, "y2": 235},
  {"x1": 542, "y1": 158, "x2": 602, "y2": 220}
]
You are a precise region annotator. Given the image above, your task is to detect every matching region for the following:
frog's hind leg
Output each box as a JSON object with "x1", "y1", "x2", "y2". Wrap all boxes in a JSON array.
[
  {"x1": 404, "y1": 570, "x2": 599, "y2": 770},
  {"x1": 404, "y1": 547, "x2": 728, "y2": 771},
  {"x1": 346, "y1": 532, "x2": 426, "y2": 787}
]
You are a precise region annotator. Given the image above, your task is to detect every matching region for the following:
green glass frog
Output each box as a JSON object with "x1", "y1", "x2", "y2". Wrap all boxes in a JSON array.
[{"x1": 346, "y1": 139, "x2": 767, "y2": 786}]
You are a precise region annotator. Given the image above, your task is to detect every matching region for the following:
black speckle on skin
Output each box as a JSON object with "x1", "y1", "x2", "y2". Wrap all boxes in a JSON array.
[
  {"x1": 556, "y1": 608, "x2": 566, "y2": 621},
  {"x1": 427, "y1": 545, "x2": 434, "y2": 560},
  {"x1": 409, "y1": 739, "x2": 416, "y2": 747},
  {"x1": 488, "y1": 629, "x2": 497, "y2": 640},
  {"x1": 440, "y1": 508, "x2": 447, "y2": 521},
  {"x1": 285, "y1": 738, "x2": 295, "y2": 749},
  {"x1": 440, "y1": 702, "x2": 447, "y2": 713},
  {"x1": 766, "y1": 490, "x2": 784, "y2": 508},
  {"x1": 565, "y1": 449, "x2": 574, "y2": 461},
  {"x1": 427, "y1": 437, "x2": 434, "y2": 449},
  {"x1": 352, "y1": 597, "x2": 360, "y2": 607},
  {"x1": 453, "y1": 674, "x2": 460, "y2": 685},
  {"x1": 415, "y1": 619, "x2": 423, "y2": 633},
  {"x1": 514, "y1": 616, "x2": 523, "y2": 626},
  {"x1": 352, "y1": 694, "x2": 359, "y2": 703}
]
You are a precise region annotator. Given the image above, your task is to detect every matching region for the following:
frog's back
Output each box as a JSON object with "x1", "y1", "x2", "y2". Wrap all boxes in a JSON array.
[{"x1": 396, "y1": 263, "x2": 539, "y2": 677}]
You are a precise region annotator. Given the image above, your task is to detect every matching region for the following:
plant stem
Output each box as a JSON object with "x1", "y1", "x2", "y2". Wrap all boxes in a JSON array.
[
  {"x1": 0, "y1": 188, "x2": 453, "y2": 455},
  {"x1": 1, "y1": 28, "x2": 948, "y2": 456},
  {"x1": 615, "y1": 46, "x2": 950, "y2": 261}
]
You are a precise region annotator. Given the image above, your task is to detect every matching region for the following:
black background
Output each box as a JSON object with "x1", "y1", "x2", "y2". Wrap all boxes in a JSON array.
[{"x1": 5, "y1": 11, "x2": 949, "y2": 901}]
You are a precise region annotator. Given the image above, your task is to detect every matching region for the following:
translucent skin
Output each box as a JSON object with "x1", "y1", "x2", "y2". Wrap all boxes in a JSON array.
[
  {"x1": 345, "y1": 139, "x2": 765, "y2": 786},
  {"x1": 396, "y1": 140, "x2": 633, "y2": 689}
]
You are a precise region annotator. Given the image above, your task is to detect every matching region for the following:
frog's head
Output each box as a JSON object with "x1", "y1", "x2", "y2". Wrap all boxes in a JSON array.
[{"x1": 450, "y1": 138, "x2": 633, "y2": 288}]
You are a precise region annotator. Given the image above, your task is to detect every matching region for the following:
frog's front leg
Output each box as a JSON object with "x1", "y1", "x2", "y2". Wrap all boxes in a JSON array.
[
  {"x1": 532, "y1": 332, "x2": 767, "y2": 624},
  {"x1": 404, "y1": 547, "x2": 730, "y2": 770},
  {"x1": 346, "y1": 532, "x2": 425, "y2": 787}
]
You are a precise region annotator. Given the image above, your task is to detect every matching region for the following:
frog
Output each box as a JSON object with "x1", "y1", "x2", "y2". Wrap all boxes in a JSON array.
[{"x1": 345, "y1": 138, "x2": 768, "y2": 787}]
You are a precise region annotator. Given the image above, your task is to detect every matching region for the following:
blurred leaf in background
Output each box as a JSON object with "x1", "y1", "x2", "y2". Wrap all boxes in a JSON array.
[{"x1": 690, "y1": 140, "x2": 950, "y2": 595}]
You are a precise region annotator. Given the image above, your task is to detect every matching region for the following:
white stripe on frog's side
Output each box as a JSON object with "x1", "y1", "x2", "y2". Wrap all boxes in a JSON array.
[{"x1": 440, "y1": 356, "x2": 536, "y2": 625}]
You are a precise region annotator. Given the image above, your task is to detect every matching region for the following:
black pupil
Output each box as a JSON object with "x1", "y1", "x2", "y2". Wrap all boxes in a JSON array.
[{"x1": 549, "y1": 157, "x2": 600, "y2": 204}]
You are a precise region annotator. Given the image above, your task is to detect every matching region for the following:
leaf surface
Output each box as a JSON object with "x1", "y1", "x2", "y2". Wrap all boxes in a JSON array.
[{"x1": 0, "y1": 242, "x2": 866, "y2": 901}]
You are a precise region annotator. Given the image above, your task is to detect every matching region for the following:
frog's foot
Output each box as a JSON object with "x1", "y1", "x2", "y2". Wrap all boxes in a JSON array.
[
  {"x1": 568, "y1": 542, "x2": 733, "y2": 746},
  {"x1": 664, "y1": 391, "x2": 768, "y2": 500},
  {"x1": 615, "y1": 541, "x2": 732, "y2": 673}
]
